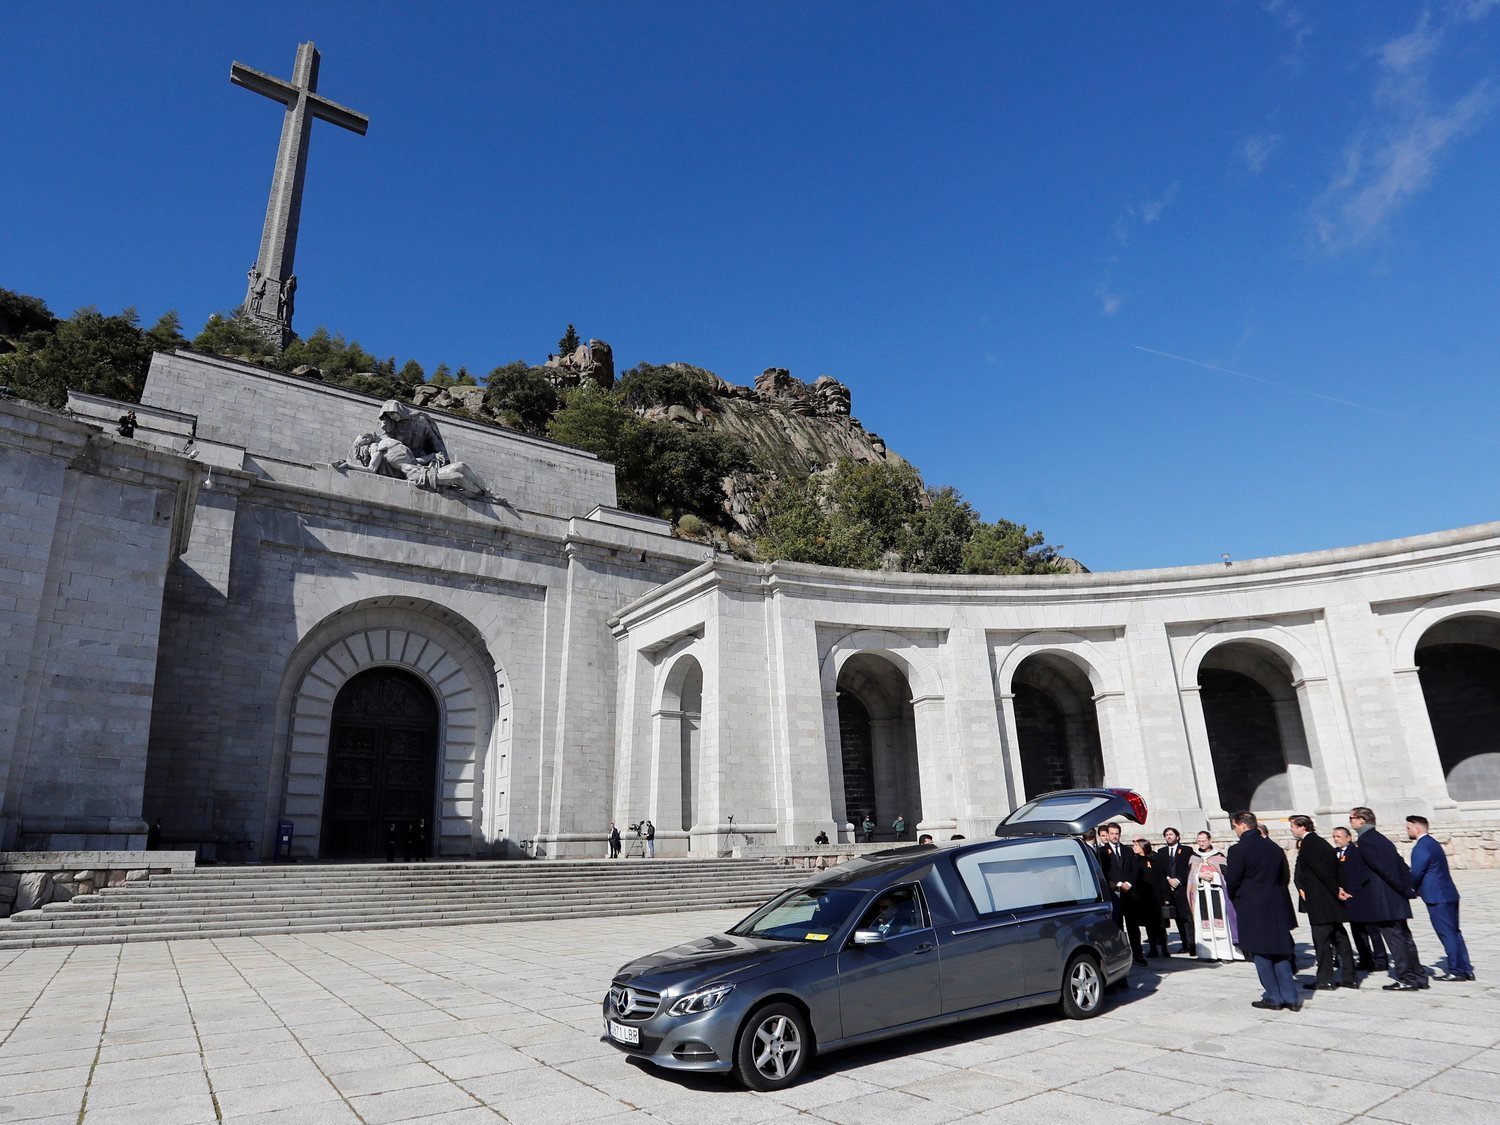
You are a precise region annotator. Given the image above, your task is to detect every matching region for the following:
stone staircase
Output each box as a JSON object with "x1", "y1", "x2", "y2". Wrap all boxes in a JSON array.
[{"x1": 0, "y1": 858, "x2": 808, "y2": 949}]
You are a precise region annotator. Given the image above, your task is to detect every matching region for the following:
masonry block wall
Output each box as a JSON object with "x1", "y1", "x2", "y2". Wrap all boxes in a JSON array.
[{"x1": 0, "y1": 400, "x2": 194, "y2": 849}]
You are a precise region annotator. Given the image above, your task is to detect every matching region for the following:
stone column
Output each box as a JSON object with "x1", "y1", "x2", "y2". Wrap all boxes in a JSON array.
[
  {"x1": 1390, "y1": 666, "x2": 1459, "y2": 810},
  {"x1": 1178, "y1": 684, "x2": 1228, "y2": 831},
  {"x1": 995, "y1": 693, "x2": 1027, "y2": 809},
  {"x1": 911, "y1": 696, "x2": 957, "y2": 835}
]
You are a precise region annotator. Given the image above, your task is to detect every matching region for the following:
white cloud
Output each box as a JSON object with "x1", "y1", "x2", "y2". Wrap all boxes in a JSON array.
[
  {"x1": 1263, "y1": 0, "x2": 1314, "y2": 67},
  {"x1": 1096, "y1": 285, "x2": 1124, "y2": 316},
  {"x1": 1139, "y1": 181, "x2": 1180, "y2": 224},
  {"x1": 1237, "y1": 132, "x2": 1283, "y2": 173},
  {"x1": 1113, "y1": 182, "x2": 1180, "y2": 244},
  {"x1": 1311, "y1": 8, "x2": 1498, "y2": 251}
]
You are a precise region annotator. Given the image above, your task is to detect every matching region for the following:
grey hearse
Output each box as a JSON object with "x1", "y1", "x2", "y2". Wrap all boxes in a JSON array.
[{"x1": 603, "y1": 787, "x2": 1146, "y2": 1089}]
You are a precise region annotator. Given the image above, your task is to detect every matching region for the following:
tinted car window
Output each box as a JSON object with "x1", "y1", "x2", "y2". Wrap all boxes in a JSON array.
[
  {"x1": 955, "y1": 839, "x2": 1096, "y2": 915},
  {"x1": 728, "y1": 886, "x2": 865, "y2": 943},
  {"x1": 853, "y1": 885, "x2": 927, "y2": 938}
]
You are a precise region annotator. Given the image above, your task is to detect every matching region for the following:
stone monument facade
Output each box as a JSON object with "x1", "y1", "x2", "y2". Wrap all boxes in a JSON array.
[{"x1": 232, "y1": 42, "x2": 368, "y2": 349}]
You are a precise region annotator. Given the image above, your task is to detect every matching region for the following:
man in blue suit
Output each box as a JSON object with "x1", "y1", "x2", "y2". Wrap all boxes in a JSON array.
[
  {"x1": 1345, "y1": 806, "x2": 1426, "y2": 991},
  {"x1": 1406, "y1": 816, "x2": 1475, "y2": 982}
]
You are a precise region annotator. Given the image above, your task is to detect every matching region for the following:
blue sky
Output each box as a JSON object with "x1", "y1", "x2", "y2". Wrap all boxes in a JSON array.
[{"x1": 4, "y1": 2, "x2": 1499, "y2": 570}]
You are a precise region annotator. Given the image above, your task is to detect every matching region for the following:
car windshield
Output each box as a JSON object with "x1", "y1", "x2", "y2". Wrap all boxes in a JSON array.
[{"x1": 728, "y1": 887, "x2": 867, "y2": 943}]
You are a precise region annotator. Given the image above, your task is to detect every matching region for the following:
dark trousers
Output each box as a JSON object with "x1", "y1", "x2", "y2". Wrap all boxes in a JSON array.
[
  {"x1": 1425, "y1": 901, "x2": 1472, "y2": 975},
  {"x1": 1310, "y1": 921, "x2": 1356, "y2": 986},
  {"x1": 1377, "y1": 919, "x2": 1425, "y2": 987},
  {"x1": 1167, "y1": 891, "x2": 1196, "y2": 953},
  {"x1": 1351, "y1": 921, "x2": 1389, "y2": 970},
  {"x1": 1252, "y1": 954, "x2": 1300, "y2": 1007}
]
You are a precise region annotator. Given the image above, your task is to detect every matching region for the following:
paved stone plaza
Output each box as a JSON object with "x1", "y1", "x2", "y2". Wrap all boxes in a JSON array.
[{"x1": 0, "y1": 872, "x2": 1494, "y2": 1125}]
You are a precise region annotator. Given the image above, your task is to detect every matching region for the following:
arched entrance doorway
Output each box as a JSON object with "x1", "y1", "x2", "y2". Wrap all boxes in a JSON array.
[
  {"x1": 836, "y1": 653, "x2": 922, "y2": 837},
  {"x1": 1416, "y1": 615, "x2": 1500, "y2": 802},
  {"x1": 1197, "y1": 643, "x2": 1311, "y2": 813},
  {"x1": 321, "y1": 667, "x2": 439, "y2": 859},
  {"x1": 1012, "y1": 655, "x2": 1104, "y2": 798}
]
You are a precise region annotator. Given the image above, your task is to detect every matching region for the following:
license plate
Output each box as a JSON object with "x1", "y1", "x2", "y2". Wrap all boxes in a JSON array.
[{"x1": 609, "y1": 1020, "x2": 639, "y2": 1045}]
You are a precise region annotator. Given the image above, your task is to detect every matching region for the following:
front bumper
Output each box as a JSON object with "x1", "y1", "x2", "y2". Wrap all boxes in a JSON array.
[{"x1": 600, "y1": 995, "x2": 747, "y2": 1073}]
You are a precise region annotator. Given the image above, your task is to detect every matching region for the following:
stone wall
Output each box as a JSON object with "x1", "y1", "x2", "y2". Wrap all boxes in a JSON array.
[
  {"x1": 140, "y1": 350, "x2": 618, "y2": 521},
  {"x1": 0, "y1": 399, "x2": 196, "y2": 851},
  {"x1": 0, "y1": 850, "x2": 194, "y2": 918},
  {"x1": 612, "y1": 524, "x2": 1500, "y2": 852}
]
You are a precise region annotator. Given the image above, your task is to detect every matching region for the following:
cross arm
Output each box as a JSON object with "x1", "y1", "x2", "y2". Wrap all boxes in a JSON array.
[
  {"x1": 307, "y1": 92, "x2": 370, "y2": 136},
  {"x1": 230, "y1": 61, "x2": 298, "y2": 105}
]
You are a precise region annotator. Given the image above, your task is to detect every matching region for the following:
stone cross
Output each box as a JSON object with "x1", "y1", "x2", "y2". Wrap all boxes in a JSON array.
[{"x1": 232, "y1": 42, "x2": 368, "y2": 348}]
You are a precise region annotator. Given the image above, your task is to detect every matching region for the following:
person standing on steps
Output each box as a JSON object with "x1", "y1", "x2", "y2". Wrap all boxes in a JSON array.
[
  {"x1": 644, "y1": 819, "x2": 656, "y2": 858},
  {"x1": 385, "y1": 821, "x2": 399, "y2": 864},
  {"x1": 860, "y1": 814, "x2": 875, "y2": 844},
  {"x1": 892, "y1": 814, "x2": 907, "y2": 842},
  {"x1": 608, "y1": 821, "x2": 622, "y2": 859}
]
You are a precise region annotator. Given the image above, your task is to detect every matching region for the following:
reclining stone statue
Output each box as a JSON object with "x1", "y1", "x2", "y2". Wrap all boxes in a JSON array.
[{"x1": 334, "y1": 403, "x2": 493, "y2": 499}]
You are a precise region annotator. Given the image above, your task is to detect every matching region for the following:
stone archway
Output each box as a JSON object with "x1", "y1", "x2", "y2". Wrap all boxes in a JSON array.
[
  {"x1": 656, "y1": 654, "x2": 703, "y2": 835},
  {"x1": 1196, "y1": 642, "x2": 1312, "y2": 813},
  {"x1": 1012, "y1": 654, "x2": 1104, "y2": 798},
  {"x1": 835, "y1": 653, "x2": 922, "y2": 837},
  {"x1": 270, "y1": 600, "x2": 504, "y2": 860},
  {"x1": 1415, "y1": 614, "x2": 1500, "y2": 802}
]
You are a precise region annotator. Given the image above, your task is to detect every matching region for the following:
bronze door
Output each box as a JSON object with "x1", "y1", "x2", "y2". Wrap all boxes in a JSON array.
[{"x1": 321, "y1": 668, "x2": 439, "y2": 859}]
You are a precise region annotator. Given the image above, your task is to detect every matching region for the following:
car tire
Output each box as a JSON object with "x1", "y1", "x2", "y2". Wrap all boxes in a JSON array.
[
  {"x1": 1059, "y1": 952, "x2": 1105, "y2": 1019},
  {"x1": 734, "y1": 1002, "x2": 810, "y2": 1091}
]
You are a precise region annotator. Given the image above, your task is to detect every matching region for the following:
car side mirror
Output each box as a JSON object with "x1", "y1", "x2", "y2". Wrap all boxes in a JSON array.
[{"x1": 852, "y1": 929, "x2": 885, "y2": 946}]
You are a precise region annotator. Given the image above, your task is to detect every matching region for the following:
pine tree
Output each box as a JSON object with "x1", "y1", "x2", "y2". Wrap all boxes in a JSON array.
[{"x1": 557, "y1": 324, "x2": 581, "y2": 356}]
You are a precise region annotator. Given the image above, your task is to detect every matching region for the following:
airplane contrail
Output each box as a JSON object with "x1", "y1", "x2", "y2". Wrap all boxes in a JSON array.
[{"x1": 1132, "y1": 344, "x2": 1397, "y2": 418}]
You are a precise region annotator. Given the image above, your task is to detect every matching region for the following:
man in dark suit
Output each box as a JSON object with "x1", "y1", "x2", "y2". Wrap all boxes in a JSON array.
[
  {"x1": 1290, "y1": 815, "x2": 1355, "y2": 990},
  {"x1": 1406, "y1": 816, "x2": 1474, "y2": 982},
  {"x1": 1224, "y1": 810, "x2": 1300, "y2": 1010},
  {"x1": 1159, "y1": 827, "x2": 1196, "y2": 956},
  {"x1": 1344, "y1": 806, "x2": 1425, "y2": 991},
  {"x1": 1333, "y1": 826, "x2": 1388, "y2": 972},
  {"x1": 1101, "y1": 822, "x2": 1146, "y2": 966}
]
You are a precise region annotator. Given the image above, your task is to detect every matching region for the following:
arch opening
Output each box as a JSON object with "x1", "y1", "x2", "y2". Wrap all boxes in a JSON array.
[
  {"x1": 1197, "y1": 642, "x2": 1309, "y2": 813},
  {"x1": 1416, "y1": 615, "x2": 1500, "y2": 802},
  {"x1": 835, "y1": 652, "x2": 922, "y2": 835},
  {"x1": 1012, "y1": 654, "x2": 1104, "y2": 798},
  {"x1": 659, "y1": 655, "x2": 703, "y2": 832},
  {"x1": 321, "y1": 667, "x2": 439, "y2": 859}
]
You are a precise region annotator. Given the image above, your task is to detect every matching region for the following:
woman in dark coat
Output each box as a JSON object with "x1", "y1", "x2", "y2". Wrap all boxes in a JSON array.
[{"x1": 1131, "y1": 839, "x2": 1171, "y2": 958}]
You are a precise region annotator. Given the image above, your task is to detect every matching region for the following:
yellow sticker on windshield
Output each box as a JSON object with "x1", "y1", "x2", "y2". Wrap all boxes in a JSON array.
[{"x1": 805, "y1": 932, "x2": 830, "y2": 941}]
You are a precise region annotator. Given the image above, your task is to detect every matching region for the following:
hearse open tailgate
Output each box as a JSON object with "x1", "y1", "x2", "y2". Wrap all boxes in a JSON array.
[{"x1": 993, "y1": 788, "x2": 1147, "y2": 837}]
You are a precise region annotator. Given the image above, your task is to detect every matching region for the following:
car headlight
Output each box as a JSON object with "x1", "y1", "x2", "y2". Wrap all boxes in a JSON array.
[{"x1": 667, "y1": 982, "x2": 734, "y2": 1016}]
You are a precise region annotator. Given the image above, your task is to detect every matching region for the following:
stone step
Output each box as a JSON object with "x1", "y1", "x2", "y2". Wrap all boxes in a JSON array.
[
  {"x1": 0, "y1": 857, "x2": 809, "y2": 949},
  {"x1": 82, "y1": 873, "x2": 797, "y2": 904},
  {"x1": 9, "y1": 887, "x2": 780, "y2": 929},
  {"x1": 31, "y1": 880, "x2": 799, "y2": 919},
  {"x1": 0, "y1": 894, "x2": 773, "y2": 949}
]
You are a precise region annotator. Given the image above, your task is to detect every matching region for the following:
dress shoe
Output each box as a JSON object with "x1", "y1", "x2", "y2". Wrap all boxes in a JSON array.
[
  {"x1": 1303, "y1": 982, "x2": 1337, "y2": 991},
  {"x1": 1342, "y1": 980, "x2": 1359, "y2": 989},
  {"x1": 1250, "y1": 999, "x2": 1282, "y2": 1010},
  {"x1": 1434, "y1": 972, "x2": 1476, "y2": 982},
  {"x1": 1381, "y1": 981, "x2": 1420, "y2": 991},
  {"x1": 1284, "y1": 1001, "x2": 1303, "y2": 1012},
  {"x1": 1133, "y1": 957, "x2": 1148, "y2": 967}
]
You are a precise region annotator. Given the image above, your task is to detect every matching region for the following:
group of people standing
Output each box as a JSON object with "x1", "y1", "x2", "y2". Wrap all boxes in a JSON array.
[
  {"x1": 606, "y1": 820, "x2": 655, "y2": 859},
  {"x1": 1088, "y1": 823, "x2": 1226, "y2": 965},
  {"x1": 1089, "y1": 808, "x2": 1474, "y2": 1012}
]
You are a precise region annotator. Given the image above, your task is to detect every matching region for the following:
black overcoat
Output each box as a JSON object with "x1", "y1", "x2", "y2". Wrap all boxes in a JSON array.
[
  {"x1": 1292, "y1": 831, "x2": 1346, "y2": 924},
  {"x1": 1158, "y1": 842, "x2": 1193, "y2": 909},
  {"x1": 1224, "y1": 829, "x2": 1297, "y2": 956},
  {"x1": 1341, "y1": 829, "x2": 1413, "y2": 924}
]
